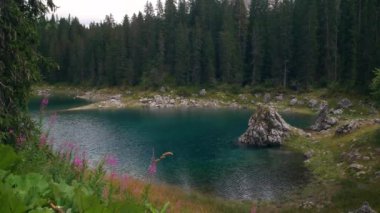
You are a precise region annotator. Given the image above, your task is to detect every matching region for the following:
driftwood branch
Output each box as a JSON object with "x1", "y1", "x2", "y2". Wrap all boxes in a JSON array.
[{"x1": 49, "y1": 202, "x2": 64, "y2": 213}]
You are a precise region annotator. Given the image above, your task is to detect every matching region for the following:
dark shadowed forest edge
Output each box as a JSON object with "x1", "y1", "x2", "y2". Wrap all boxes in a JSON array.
[
  {"x1": 1, "y1": 0, "x2": 380, "y2": 212},
  {"x1": 39, "y1": 0, "x2": 380, "y2": 92}
]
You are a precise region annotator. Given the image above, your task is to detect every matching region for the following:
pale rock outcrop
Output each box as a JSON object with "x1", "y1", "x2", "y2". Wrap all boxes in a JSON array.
[
  {"x1": 336, "y1": 121, "x2": 359, "y2": 135},
  {"x1": 350, "y1": 202, "x2": 377, "y2": 213},
  {"x1": 289, "y1": 98, "x2": 298, "y2": 106},
  {"x1": 275, "y1": 94, "x2": 284, "y2": 101},
  {"x1": 308, "y1": 99, "x2": 319, "y2": 109},
  {"x1": 310, "y1": 104, "x2": 338, "y2": 131},
  {"x1": 238, "y1": 105, "x2": 292, "y2": 147}
]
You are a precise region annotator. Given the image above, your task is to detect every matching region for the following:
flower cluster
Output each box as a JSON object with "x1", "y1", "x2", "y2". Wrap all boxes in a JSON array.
[{"x1": 105, "y1": 154, "x2": 119, "y2": 168}]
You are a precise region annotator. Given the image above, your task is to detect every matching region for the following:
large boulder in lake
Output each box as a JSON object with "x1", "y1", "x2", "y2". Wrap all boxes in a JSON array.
[
  {"x1": 238, "y1": 105, "x2": 291, "y2": 147},
  {"x1": 310, "y1": 103, "x2": 338, "y2": 131}
]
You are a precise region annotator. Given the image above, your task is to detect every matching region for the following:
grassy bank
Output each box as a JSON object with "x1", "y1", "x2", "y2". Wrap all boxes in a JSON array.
[{"x1": 285, "y1": 125, "x2": 380, "y2": 212}]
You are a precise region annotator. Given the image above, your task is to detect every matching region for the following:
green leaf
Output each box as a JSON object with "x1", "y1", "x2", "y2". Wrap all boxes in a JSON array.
[
  {"x1": 0, "y1": 144, "x2": 20, "y2": 170},
  {"x1": 4, "y1": 173, "x2": 50, "y2": 209},
  {"x1": 50, "y1": 182, "x2": 75, "y2": 207},
  {"x1": 160, "y1": 202, "x2": 170, "y2": 213},
  {"x1": 0, "y1": 169, "x2": 10, "y2": 180},
  {"x1": 73, "y1": 187, "x2": 106, "y2": 213},
  {"x1": 29, "y1": 207, "x2": 55, "y2": 213},
  {"x1": 0, "y1": 184, "x2": 27, "y2": 213}
]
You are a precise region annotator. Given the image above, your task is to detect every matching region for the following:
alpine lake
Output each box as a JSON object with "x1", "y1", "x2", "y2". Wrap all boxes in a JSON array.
[{"x1": 29, "y1": 95, "x2": 315, "y2": 201}]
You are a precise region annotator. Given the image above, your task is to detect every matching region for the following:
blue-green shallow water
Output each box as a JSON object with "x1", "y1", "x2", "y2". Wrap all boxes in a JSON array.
[
  {"x1": 29, "y1": 95, "x2": 90, "y2": 112},
  {"x1": 30, "y1": 96, "x2": 315, "y2": 200}
]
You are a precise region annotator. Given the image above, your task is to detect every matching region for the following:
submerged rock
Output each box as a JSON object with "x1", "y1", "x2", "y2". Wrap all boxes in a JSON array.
[
  {"x1": 238, "y1": 105, "x2": 291, "y2": 147},
  {"x1": 310, "y1": 104, "x2": 338, "y2": 131}
]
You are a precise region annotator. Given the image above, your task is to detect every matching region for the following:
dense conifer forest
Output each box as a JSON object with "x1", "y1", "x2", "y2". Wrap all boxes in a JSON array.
[{"x1": 38, "y1": 0, "x2": 380, "y2": 92}]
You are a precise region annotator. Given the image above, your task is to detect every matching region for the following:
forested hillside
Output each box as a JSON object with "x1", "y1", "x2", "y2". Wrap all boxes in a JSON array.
[{"x1": 38, "y1": 0, "x2": 380, "y2": 92}]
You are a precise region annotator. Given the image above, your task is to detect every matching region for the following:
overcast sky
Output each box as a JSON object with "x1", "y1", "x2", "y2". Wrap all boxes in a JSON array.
[{"x1": 51, "y1": 0, "x2": 155, "y2": 25}]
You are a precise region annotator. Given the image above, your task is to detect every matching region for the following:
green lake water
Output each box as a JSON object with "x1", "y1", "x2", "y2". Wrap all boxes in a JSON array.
[{"x1": 30, "y1": 96, "x2": 315, "y2": 200}]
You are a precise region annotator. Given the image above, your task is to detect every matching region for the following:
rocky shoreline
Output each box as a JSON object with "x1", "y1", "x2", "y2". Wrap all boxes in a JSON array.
[
  {"x1": 35, "y1": 87, "x2": 379, "y2": 118},
  {"x1": 65, "y1": 89, "x2": 249, "y2": 110}
]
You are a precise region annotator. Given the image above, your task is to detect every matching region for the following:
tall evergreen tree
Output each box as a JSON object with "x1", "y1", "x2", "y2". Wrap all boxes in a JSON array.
[{"x1": 291, "y1": 0, "x2": 318, "y2": 88}]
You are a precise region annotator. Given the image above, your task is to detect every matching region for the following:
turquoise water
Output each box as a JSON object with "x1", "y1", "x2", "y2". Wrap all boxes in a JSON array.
[{"x1": 30, "y1": 96, "x2": 314, "y2": 200}]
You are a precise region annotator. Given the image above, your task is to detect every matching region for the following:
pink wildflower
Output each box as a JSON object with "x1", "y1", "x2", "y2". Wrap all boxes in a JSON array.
[
  {"x1": 39, "y1": 134, "x2": 47, "y2": 147},
  {"x1": 16, "y1": 135, "x2": 26, "y2": 147},
  {"x1": 105, "y1": 155, "x2": 118, "y2": 167},
  {"x1": 73, "y1": 155, "x2": 83, "y2": 168},
  {"x1": 61, "y1": 142, "x2": 76, "y2": 161},
  {"x1": 250, "y1": 205, "x2": 257, "y2": 213},
  {"x1": 110, "y1": 171, "x2": 118, "y2": 181},
  {"x1": 148, "y1": 149, "x2": 157, "y2": 176},
  {"x1": 40, "y1": 97, "x2": 49, "y2": 110},
  {"x1": 147, "y1": 159, "x2": 157, "y2": 175}
]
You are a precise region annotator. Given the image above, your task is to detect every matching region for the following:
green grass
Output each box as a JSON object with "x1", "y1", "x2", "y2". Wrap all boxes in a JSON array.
[{"x1": 285, "y1": 125, "x2": 380, "y2": 212}]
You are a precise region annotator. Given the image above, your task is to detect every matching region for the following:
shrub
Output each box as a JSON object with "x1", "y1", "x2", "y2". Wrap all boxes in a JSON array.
[{"x1": 176, "y1": 87, "x2": 193, "y2": 97}]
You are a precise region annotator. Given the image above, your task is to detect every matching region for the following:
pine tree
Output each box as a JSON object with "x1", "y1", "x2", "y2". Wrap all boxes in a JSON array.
[
  {"x1": 338, "y1": 0, "x2": 356, "y2": 86},
  {"x1": 291, "y1": 0, "x2": 318, "y2": 88}
]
